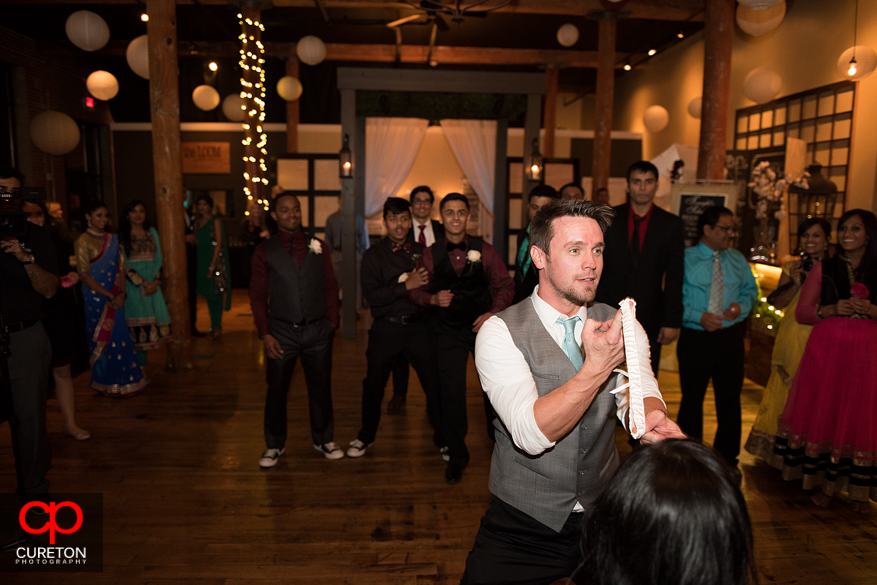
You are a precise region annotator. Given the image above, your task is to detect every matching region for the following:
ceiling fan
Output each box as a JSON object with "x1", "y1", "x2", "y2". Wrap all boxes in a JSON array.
[{"x1": 400, "y1": 0, "x2": 513, "y2": 24}]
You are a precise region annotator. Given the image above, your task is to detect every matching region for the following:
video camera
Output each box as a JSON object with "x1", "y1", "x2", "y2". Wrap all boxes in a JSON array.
[{"x1": 0, "y1": 185, "x2": 46, "y2": 239}]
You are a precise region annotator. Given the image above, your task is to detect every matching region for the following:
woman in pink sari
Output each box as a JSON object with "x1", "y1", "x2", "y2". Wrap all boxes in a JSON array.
[
  {"x1": 776, "y1": 209, "x2": 877, "y2": 513},
  {"x1": 74, "y1": 201, "x2": 147, "y2": 397}
]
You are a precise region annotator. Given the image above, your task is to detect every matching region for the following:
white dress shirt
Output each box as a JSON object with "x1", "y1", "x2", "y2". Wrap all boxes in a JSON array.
[
  {"x1": 475, "y1": 286, "x2": 665, "y2": 456},
  {"x1": 412, "y1": 218, "x2": 436, "y2": 247}
]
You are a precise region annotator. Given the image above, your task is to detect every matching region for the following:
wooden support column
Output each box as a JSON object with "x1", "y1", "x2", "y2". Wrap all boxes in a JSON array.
[
  {"x1": 493, "y1": 118, "x2": 509, "y2": 262},
  {"x1": 340, "y1": 89, "x2": 356, "y2": 339},
  {"x1": 522, "y1": 93, "x2": 541, "y2": 229},
  {"x1": 543, "y1": 66, "x2": 558, "y2": 158},
  {"x1": 147, "y1": 0, "x2": 190, "y2": 369},
  {"x1": 285, "y1": 58, "x2": 299, "y2": 153},
  {"x1": 592, "y1": 16, "x2": 616, "y2": 196},
  {"x1": 697, "y1": 0, "x2": 734, "y2": 181}
]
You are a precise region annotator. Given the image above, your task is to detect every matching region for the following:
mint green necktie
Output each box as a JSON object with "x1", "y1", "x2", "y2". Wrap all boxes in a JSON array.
[{"x1": 557, "y1": 316, "x2": 583, "y2": 370}]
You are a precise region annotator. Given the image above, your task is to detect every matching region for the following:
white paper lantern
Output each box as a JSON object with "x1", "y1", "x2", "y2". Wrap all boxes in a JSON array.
[
  {"x1": 743, "y1": 66, "x2": 782, "y2": 104},
  {"x1": 643, "y1": 105, "x2": 669, "y2": 133},
  {"x1": 276, "y1": 76, "x2": 303, "y2": 101},
  {"x1": 736, "y1": 1, "x2": 785, "y2": 36},
  {"x1": 296, "y1": 36, "x2": 326, "y2": 66},
  {"x1": 557, "y1": 24, "x2": 579, "y2": 48},
  {"x1": 126, "y1": 35, "x2": 150, "y2": 80},
  {"x1": 65, "y1": 10, "x2": 110, "y2": 52},
  {"x1": 86, "y1": 71, "x2": 119, "y2": 101},
  {"x1": 222, "y1": 94, "x2": 245, "y2": 121},
  {"x1": 687, "y1": 97, "x2": 702, "y2": 119},
  {"x1": 837, "y1": 45, "x2": 877, "y2": 81},
  {"x1": 30, "y1": 111, "x2": 80, "y2": 156},
  {"x1": 737, "y1": 0, "x2": 783, "y2": 9},
  {"x1": 192, "y1": 85, "x2": 220, "y2": 111}
]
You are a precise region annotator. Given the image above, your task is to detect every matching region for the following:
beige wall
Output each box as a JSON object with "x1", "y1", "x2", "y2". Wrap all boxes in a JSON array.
[{"x1": 613, "y1": 0, "x2": 877, "y2": 212}]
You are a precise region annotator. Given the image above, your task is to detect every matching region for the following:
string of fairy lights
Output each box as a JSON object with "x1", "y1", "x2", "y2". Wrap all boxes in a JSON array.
[{"x1": 238, "y1": 12, "x2": 268, "y2": 213}]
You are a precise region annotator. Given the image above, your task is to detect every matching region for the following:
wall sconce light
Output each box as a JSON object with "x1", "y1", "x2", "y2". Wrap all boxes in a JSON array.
[
  {"x1": 339, "y1": 133, "x2": 353, "y2": 178},
  {"x1": 526, "y1": 138, "x2": 543, "y2": 182}
]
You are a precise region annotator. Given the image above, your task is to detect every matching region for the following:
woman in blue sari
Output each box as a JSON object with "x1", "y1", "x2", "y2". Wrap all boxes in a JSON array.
[{"x1": 74, "y1": 201, "x2": 147, "y2": 397}]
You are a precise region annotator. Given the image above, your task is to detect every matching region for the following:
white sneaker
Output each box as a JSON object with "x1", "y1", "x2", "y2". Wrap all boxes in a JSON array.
[
  {"x1": 440, "y1": 446, "x2": 450, "y2": 462},
  {"x1": 346, "y1": 439, "x2": 372, "y2": 458},
  {"x1": 259, "y1": 448, "x2": 285, "y2": 468},
  {"x1": 314, "y1": 442, "x2": 344, "y2": 460}
]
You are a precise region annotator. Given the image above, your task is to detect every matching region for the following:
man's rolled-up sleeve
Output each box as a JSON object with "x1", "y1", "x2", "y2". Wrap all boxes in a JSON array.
[{"x1": 475, "y1": 316, "x2": 555, "y2": 455}]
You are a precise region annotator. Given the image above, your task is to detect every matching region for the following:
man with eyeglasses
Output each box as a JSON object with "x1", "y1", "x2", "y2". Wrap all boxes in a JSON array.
[
  {"x1": 408, "y1": 186, "x2": 444, "y2": 247},
  {"x1": 677, "y1": 205, "x2": 757, "y2": 471}
]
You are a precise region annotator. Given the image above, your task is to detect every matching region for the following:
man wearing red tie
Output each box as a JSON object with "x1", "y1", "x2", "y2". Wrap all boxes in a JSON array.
[{"x1": 409, "y1": 186, "x2": 445, "y2": 247}]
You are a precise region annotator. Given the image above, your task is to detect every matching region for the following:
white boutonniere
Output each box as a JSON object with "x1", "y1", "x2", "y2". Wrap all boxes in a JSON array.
[
  {"x1": 308, "y1": 239, "x2": 322, "y2": 255},
  {"x1": 397, "y1": 272, "x2": 409, "y2": 283},
  {"x1": 467, "y1": 249, "x2": 482, "y2": 264}
]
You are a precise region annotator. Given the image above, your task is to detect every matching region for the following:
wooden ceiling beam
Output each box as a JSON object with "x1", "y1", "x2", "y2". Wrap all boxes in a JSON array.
[
  {"x1": 84, "y1": 40, "x2": 644, "y2": 68},
  {"x1": 5, "y1": 0, "x2": 704, "y2": 21}
]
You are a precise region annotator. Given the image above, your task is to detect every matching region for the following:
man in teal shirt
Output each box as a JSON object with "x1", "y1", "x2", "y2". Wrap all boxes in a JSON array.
[{"x1": 677, "y1": 205, "x2": 757, "y2": 469}]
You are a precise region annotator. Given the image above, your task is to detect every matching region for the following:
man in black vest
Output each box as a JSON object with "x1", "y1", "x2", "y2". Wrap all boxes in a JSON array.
[
  {"x1": 249, "y1": 193, "x2": 342, "y2": 467},
  {"x1": 596, "y1": 161, "x2": 684, "y2": 375},
  {"x1": 514, "y1": 184, "x2": 560, "y2": 304},
  {"x1": 410, "y1": 193, "x2": 514, "y2": 484},
  {"x1": 346, "y1": 197, "x2": 443, "y2": 457}
]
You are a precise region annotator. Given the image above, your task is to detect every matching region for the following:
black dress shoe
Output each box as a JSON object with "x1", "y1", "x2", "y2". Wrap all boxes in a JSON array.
[{"x1": 445, "y1": 462, "x2": 464, "y2": 485}]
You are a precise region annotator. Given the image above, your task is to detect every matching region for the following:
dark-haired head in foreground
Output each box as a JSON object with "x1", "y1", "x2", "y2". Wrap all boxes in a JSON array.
[{"x1": 576, "y1": 439, "x2": 757, "y2": 585}]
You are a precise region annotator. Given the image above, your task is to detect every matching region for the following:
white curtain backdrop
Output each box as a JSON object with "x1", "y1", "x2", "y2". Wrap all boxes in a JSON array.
[
  {"x1": 440, "y1": 119, "x2": 497, "y2": 214},
  {"x1": 364, "y1": 117, "x2": 429, "y2": 216}
]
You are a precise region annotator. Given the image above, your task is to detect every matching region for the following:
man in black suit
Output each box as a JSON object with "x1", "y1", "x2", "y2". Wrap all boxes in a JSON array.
[
  {"x1": 513, "y1": 184, "x2": 560, "y2": 303},
  {"x1": 595, "y1": 161, "x2": 684, "y2": 375},
  {"x1": 409, "y1": 186, "x2": 445, "y2": 247}
]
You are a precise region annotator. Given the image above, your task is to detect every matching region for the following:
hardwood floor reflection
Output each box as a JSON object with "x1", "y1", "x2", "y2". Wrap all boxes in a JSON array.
[{"x1": 1, "y1": 289, "x2": 874, "y2": 584}]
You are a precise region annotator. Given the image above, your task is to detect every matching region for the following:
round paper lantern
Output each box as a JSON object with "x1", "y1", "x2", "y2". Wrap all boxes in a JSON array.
[
  {"x1": 743, "y1": 66, "x2": 782, "y2": 104},
  {"x1": 65, "y1": 10, "x2": 110, "y2": 52},
  {"x1": 556, "y1": 24, "x2": 579, "y2": 48},
  {"x1": 276, "y1": 76, "x2": 303, "y2": 101},
  {"x1": 687, "y1": 97, "x2": 702, "y2": 119},
  {"x1": 192, "y1": 85, "x2": 220, "y2": 111},
  {"x1": 30, "y1": 111, "x2": 80, "y2": 156},
  {"x1": 737, "y1": 0, "x2": 783, "y2": 9},
  {"x1": 736, "y1": 1, "x2": 785, "y2": 36},
  {"x1": 222, "y1": 94, "x2": 245, "y2": 121},
  {"x1": 643, "y1": 105, "x2": 669, "y2": 133},
  {"x1": 86, "y1": 70, "x2": 119, "y2": 101},
  {"x1": 126, "y1": 35, "x2": 150, "y2": 79},
  {"x1": 296, "y1": 36, "x2": 326, "y2": 66},
  {"x1": 837, "y1": 45, "x2": 877, "y2": 81}
]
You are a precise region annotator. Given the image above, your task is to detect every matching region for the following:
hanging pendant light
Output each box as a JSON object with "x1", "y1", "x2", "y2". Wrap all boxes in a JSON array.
[{"x1": 526, "y1": 138, "x2": 543, "y2": 182}]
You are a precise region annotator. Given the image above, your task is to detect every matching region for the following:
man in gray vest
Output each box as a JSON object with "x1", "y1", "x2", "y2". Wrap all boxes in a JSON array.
[
  {"x1": 466, "y1": 199, "x2": 685, "y2": 584},
  {"x1": 249, "y1": 193, "x2": 342, "y2": 467}
]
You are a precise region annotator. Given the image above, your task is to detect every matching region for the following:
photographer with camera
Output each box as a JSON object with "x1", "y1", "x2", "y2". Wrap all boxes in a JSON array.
[{"x1": 0, "y1": 167, "x2": 59, "y2": 502}]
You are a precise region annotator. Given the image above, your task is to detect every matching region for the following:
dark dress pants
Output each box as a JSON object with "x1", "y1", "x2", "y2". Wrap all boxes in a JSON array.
[
  {"x1": 264, "y1": 317, "x2": 335, "y2": 449},
  {"x1": 7, "y1": 323, "x2": 52, "y2": 499},
  {"x1": 392, "y1": 354, "x2": 410, "y2": 398},
  {"x1": 461, "y1": 497, "x2": 584, "y2": 585},
  {"x1": 358, "y1": 318, "x2": 442, "y2": 446},
  {"x1": 436, "y1": 322, "x2": 496, "y2": 469},
  {"x1": 676, "y1": 323, "x2": 745, "y2": 464}
]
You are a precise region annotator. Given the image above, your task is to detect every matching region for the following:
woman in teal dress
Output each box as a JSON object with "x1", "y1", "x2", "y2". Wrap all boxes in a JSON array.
[
  {"x1": 74, "y1": 201, "x2": 147, "y2": 397},
  {"x1": 193, "y1": 194, "x2": 231, "y2": 338},
  {"x1": 120, "y1": 200, "x2": 172, "y2": 366}
]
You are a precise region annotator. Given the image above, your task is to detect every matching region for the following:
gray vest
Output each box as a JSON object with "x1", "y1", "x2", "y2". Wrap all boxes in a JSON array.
[
  {"x1": 489, "y1": 299, "x2": 621, "y2": 532},
  {"x1": 265, "y1": 235, "x2": 327, "y2": 323}
]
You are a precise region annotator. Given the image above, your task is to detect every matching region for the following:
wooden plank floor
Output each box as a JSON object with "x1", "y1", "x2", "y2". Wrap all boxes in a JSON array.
[{"x1": 2, "y1": 289, "x2": 876, "y2": 584}]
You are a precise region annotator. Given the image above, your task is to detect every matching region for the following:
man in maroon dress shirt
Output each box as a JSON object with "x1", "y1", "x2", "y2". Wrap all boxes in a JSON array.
[
  {"x1": 249, "y1": 193, "x2": 342, "y2": 468},
  {"x1": 410, "y1": 193, "x2": 514, "y2": 484}
]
